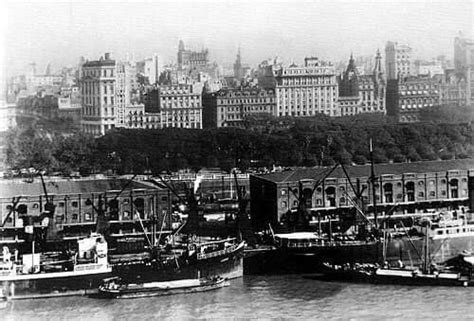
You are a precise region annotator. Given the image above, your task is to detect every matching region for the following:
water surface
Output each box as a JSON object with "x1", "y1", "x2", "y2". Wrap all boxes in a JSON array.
[{"x1": 4, "y1": 275, "x2": 474, "y2": 320}]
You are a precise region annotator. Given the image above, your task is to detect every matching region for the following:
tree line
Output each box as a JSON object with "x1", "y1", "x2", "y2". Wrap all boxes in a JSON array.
[{"x1": 5, "y1": 114, "x2": 474, "y2": 176}]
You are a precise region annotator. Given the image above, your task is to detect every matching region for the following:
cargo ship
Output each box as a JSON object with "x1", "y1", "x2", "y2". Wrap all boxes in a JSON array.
[{"x1": 112, "y1": 237, "x2": 245, "y2": 283}]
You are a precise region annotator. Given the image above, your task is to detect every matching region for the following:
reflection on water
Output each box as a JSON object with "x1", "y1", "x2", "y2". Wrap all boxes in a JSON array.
[{"x1": 4, "y1": 275, "x2": 474, "y2": 320}]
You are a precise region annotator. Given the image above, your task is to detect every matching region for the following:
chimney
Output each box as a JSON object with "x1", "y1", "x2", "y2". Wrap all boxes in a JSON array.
[{"x1": 104, "y1": 53, "x2": 112, "y2": 60}]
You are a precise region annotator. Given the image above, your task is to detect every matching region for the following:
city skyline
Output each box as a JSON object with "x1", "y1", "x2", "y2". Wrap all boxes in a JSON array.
[{"x1": 2, "y1": 0, "x2": 472, "y2": 76}]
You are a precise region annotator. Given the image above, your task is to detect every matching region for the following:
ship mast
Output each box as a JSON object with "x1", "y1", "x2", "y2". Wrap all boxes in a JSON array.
[{"x1": 369, "y1": 138, "x2": 378, "y2": 230}]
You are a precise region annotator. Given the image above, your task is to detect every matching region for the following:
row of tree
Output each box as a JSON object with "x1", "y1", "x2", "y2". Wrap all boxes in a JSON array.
[{"x1": 5, "y1": 114, "x2": 474, "y2": 176}]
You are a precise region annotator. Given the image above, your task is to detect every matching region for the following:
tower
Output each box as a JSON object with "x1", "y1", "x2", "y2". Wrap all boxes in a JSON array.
[
  {"x1": 340, "y1": 53, "x2": 359, "y2": 97},
  {"x1": 373, "y1": 49, "x2": 386, "y2": 113},
  {"x1": 374, "y1": 49, "x2": 383, "y2": 77},
  {"x1": 177, "y1": 40, "x2": 185, "y2": 69},
  {"x1": 233, "y1": 47, "x2": 242, "y2": 80},
  {"x1": 385, "y1": 41, "x2": 412, "y2": 80}
]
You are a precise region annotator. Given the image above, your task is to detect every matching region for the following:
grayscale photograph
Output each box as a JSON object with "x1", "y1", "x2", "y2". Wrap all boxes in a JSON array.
[{"x1": 0, "y1": 0, "x2": 473, "y2": 319}]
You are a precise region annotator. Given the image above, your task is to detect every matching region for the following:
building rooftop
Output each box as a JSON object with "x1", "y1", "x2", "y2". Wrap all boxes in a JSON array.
[
  {"x1": 0, "y1": 178, "x2": 159, "y2": 199},
  {"x1": 254, "y1": 159, "x2": 474, "y2": 184},
  {"x1": 212, "y1": 88, "x2": 275, "y2": 97}
]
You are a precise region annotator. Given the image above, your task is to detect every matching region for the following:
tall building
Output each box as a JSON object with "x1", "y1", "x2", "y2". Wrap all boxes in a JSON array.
[
  {"x1": 233, "y1": 48, "x2": 243, "y2": 80},
  {"x1": 385, "y1": 41, "x2": 412, "y2": 80},
  {"x1": 80, "y1": 53, "x2": 117, "y2": 135},
  {"x1": 337, "y1": 51, "x2": 386, "y2": 116},
  {"x1": 274, "y1": 57, "x2": 338, "y2": 117},
  {"x1": 386, "y1": 75, "x2": 441, "y2": 122},
  {"x1": 454, "y1": 36, "x2": 474, "y2": 105},
  {"x1": 130, "y1": 84, "x2": 202, "y2": 129},
  {"x1": 202, "y1": 88, "x2": 275, "y2": 128},
  {"x1": 440, "y1": 69, "x2": 467, "y2": 106},
  {"x1": 136, "y1": 55, "x2": 160, "y2": 85},
  {"x1": 361, "y1": 50, "x2": 386, "y2": 114},
  {"x1": 256, "y1": 58, "x2": 282, "y2": 90},
  {"x1": 115, "y1": 61, "x2": 140, "y2": 127},
  {"x1": 177, "y1": 40, "x2": 209, "y2": 71},
  {"x1": 80, "y1": 53, "x2": 141, "y2": 136},
  {"x1": 337, "y1": 54, "x2": 361, "y2": 116}
]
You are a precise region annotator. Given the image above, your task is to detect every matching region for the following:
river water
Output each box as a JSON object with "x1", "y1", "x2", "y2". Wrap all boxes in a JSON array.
[{"x1": 4, "y1": 275, "x2": 474, "y2": 320}]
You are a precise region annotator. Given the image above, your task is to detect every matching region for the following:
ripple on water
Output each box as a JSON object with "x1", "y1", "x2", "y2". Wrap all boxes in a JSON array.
[{"x1": 3, "y1": 275, "x2": 474, "y2": 320}]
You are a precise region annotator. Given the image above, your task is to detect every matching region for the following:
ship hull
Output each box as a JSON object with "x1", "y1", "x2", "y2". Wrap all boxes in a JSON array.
[
  {"x1": 268, "y1": 234, "x2": 474, "y2": 273},
  {"x1": 387, "y1": 235, "x2": 474, "y2": 265},
  {"x1": 1, "y1": 269, "x2": 112, "y2": 300},
  {"x1": 113, "y1": 247, "x2": 244, "y2": 283},
  {"x1": 98, "y1": 279, "x2": 228, "y2": 299},
  {"x1": 315, "y1": 266, "x2": 473, "y2": 287}
]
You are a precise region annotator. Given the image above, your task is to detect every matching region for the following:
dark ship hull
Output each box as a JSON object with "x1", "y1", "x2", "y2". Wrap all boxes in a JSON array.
[
  {"x1": 266, "y1": 235, "x2": 474, "y2": 273},
  {"x1": 1, "y1": 269, "x2": 111, "y2": 300},
  {"x1": 112, "y1": 241, "x2": 245, "y2": 283},
  {"x1": 315, "y1": 264, "x2": 474, "y2": 287},
  {"x1": 98, "y1": 277, "x2": 228, "y2": 299}
]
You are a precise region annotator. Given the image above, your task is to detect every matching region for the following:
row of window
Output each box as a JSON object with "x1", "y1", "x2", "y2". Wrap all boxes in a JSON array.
[
  {"x1": 83, "y1": 68, "x2": 115, "y2": 78},
  {"x1": 278, "y1": 109, "x2": 336, "y2": 117},
  {"x1": 221, "y1": 105, "x2": 272, "y2": 113},
  {"x1": 281, "y1": 178, "x2": 465, "y2": 196},
  {"x1": 218, "y1": 97, "x2": 274, "y2": 104},
  {"x1": 280, "y1": 189, "x2": 467, "y2": 209}
]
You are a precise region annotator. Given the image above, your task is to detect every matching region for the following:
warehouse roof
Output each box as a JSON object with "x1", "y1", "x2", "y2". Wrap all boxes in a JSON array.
[
  {"x1": 253, "y1": 159, "x2": 474, "y2": 184},
  {"x1": 0, "y1": 177, "x2": 159, "y2": 199}
]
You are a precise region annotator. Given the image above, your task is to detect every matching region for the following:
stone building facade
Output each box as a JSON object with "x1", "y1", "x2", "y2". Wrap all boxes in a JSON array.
[
  {"x1": 387, "y1": 75, "x2": 440, "y2": 122},
  {"x1": 454, "y1": 36, "x2": 474, "y2": 105},
  {"x1": 80, "y1": 53, "x2": 117, "y2": 135},
  {"x1": 385, "y1": 41, "x2": 412, "y2": 80},
  {"x1": 80, "y1": 53, "x2": 141, "y2": 135},
  {"x1": 202, "y1": 88, "x2": 275, "y2": 128},
  {"x1": 0, "y1": 178, "x2": 171, "y2": 248},
  {"x1": 440, "y1": 69, "x2": 467, "y2": 106},
  {"x1": 130, "y1": 84, "x2": 202, "y2": 129},
  {"x1": 338, "y1": 52, "x2": 386, "y2": 116},
  {"x1": 177, "y1": 40, "x2": 209, "y2": 71},
  {"x1": 274, "y1": 57, "x2": 339, "y2": 117},
  {"x1": 250, "y1": 159, "x2": 474, "y2": 230}
]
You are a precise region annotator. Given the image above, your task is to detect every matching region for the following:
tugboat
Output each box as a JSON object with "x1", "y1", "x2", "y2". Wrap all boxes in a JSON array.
[
  {"x1": 0, "y1": 233, "x2": 112, "y2": 299},
  {"x1": 98, "y1": 275, "x2": 229, "y2": 299}
]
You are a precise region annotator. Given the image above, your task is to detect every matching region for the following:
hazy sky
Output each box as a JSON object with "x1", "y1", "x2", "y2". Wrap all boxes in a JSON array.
[{"x1": 1, "y1": 0, "x2": 473, "y2": 76}]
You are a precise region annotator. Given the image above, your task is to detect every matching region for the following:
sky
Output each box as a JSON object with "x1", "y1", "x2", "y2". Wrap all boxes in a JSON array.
[{"x1": 1, "y1": 0, "x2": 473, "y2": 76}]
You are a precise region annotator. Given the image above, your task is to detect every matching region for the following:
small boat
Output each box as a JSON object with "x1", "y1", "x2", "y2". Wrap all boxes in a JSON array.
[
  {"x1": 98, "y1": 276, "x2": 229, "y2": 299},
  {"x1": 320, "y1": 259, "x2": 474, "y2": 287}
]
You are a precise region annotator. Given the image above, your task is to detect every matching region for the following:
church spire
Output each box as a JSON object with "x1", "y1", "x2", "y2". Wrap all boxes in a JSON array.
[
  {"x1": 234, "y1": 47, "x2": 243, "y2": 80},
  {"x1": 374, "y1": 49, "x2": 383, "y2": 75}
]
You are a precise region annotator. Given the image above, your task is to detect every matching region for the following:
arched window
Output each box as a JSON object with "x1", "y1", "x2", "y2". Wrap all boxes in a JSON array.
[
  {"x1": 303, "y1": 188, "x2": 313, "y2": 208},
  {"x1": 383, "y1": 183, "x2": 393, "y2": 203},
  {"x1": 405, "y1": 182, "x2": 415, "y2": 202},
  {"x1": 325, "y1": 186, "x2": 336, "y2": 207},
  {"x1": 450, "y1": 179, "x2": 459, "y2": 198},
  {"x1": 134, "y1": 198, "x2": 145, "y2": 219},
  {"x1": 108, "y1": 199, "x2": 119, "y2": 220}
]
